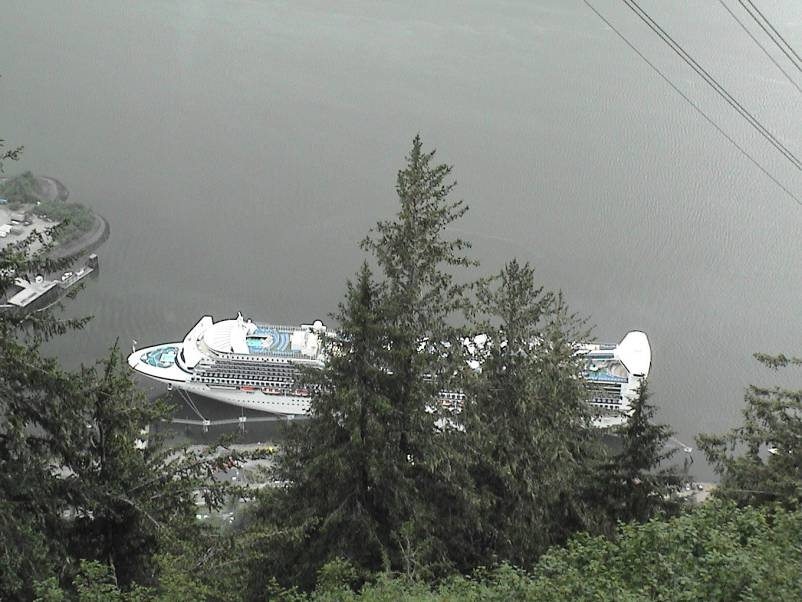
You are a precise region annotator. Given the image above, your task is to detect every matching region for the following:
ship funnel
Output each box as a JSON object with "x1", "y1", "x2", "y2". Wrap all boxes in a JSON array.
[{"x1": 617, "y1": 331, "x2": 651, "y2": 377}]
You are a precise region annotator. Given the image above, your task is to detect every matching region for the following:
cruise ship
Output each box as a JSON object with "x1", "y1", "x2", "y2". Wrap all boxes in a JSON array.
[{"x1": 127, "y1": 314, "x2": 651, "y2": 427}]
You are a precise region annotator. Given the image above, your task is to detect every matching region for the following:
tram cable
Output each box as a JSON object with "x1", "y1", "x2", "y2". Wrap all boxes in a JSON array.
[
  {"x1": 718, "y1": 0, "x2": 802, "y2": 97},
  {"x1": 738, "y1": 0, "x2": 802, "y2": 73},
  {"x1": 621, "y1": 0, "x2": 802, "y2": 171},
  {"x1": 582, "y1": 0, "x2": 802, "y2": 206}
]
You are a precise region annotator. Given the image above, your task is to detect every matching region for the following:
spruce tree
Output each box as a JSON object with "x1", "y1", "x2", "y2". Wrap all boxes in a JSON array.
[
  {"x1": 63, "y1": 347, "x2": 238, "y2": 589},
  {"x1": 605, "y1": 380, "x2": 682, "y2": 523},
  {"x1": 256, "y1": 136, "x2": 479, "y2": 589},
  {"x1": 359, "y1": 134, "x2": 478, "y2": 575},
  {"x1": 0, "y1": 141, "x2": 93, "y2": 598},
  {"x1": 359, "y1": 133, "x2": 476, "y2": 444},
  {"x1": 698, "y1": 353, "x2": 802, "y2": 508},
  {"x1": 0, "y1": 141, "x2": 231, "y2": 597},
  {"x1": 462, "y1": 259, "x2": 596, "y2": 567},
  {"x1": 255, "y1": 263, "x2": 397, "y2": 588}
]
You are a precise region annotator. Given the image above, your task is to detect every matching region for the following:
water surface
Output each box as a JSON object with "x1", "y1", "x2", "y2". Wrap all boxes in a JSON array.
[{"x1": 3, "y1": 0, "x2": 802, "y2": 477}]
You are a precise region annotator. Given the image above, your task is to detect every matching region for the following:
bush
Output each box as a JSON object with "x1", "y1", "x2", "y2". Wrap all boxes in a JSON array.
[
  {"x1": 0, "y1": 170, "x2": 41, "y2": 207},
  {"x1": 286, "y1": 503, "x2": 801, "y2": 602},
  {"x1": 32, "y1": 200, "x2": 95, "y2": 243}
]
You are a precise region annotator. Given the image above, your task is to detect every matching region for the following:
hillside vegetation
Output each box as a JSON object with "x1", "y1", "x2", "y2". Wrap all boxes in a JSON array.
[
  {"x1": 0, "y1": 170, "x2": 40, "y2": 205},
  {"x1": 2, "y1": 137, "x2": 800, "y2": 601},
  {"x1": 0, "y1": 171, "x2": 95, "y2": 243}
]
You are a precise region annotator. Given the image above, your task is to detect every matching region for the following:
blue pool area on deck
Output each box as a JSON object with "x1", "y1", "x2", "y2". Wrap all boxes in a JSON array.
[
  {"x1": 584, "y1": 372, "x2": 628, "y2": 383},
  {"x1": 246, "y1": 327, "x2": 294, "y2": 355},
  {"x1": 141, "y1": 346, "x2": 178, "y2": 368}
]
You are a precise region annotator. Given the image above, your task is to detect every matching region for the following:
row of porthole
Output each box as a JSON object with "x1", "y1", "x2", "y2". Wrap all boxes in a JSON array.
[
  {"x1": 203, "y1": 371, "x2": 296, "y2": 380},
  {"x1": 197, "y1": 376, "x2": 291, "y2": 383},
  {"x1": 197, "y1": 377, "x2": 293, "y2": 385},
  {"x1": 226, "y1": 355, "x2": 292, "y2": 363},
  {"x1": 198, "y1": 369, "x2": 293, "y2": 375},
  {"x1": 223, "y1": 366, "x2": 297, "y2": 373},
  {"x1": 228, "y1": 396, "x2": 305, "y2": 407}
]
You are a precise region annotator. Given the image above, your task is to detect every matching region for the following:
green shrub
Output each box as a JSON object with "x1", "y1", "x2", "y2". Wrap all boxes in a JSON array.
[
  {"x1": 0, "y1": 170, "x2": 41, "y2": 206},
  {"x1": 33, "y1": 200, "x2": 95, "y2": 243}
]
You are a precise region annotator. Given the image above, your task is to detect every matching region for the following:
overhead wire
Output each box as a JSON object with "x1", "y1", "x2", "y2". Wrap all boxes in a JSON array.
[
  {"x1": 718, "y1": 0, "x2": 802, "y2": 97},
  {"x1": 739, "y1": 0, "x2": 802, "y2": 72},
  {"x1": 621, "y1": 0, "x2": 802, "y2": 171},
  {"x1": 582, "y1": 0, "x2": 802, "y2": 206}
]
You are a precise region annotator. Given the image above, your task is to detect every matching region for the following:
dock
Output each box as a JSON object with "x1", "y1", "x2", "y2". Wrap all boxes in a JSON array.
[
  {"x1": 6, "y1": 279, "x2": 60, "y2": 308},
  {"x1": 164, "y1": 414, "x2": 298, "y2": 433},
  {"x1": 1, "y1": 254, "x2": 99, "y2": 311}
]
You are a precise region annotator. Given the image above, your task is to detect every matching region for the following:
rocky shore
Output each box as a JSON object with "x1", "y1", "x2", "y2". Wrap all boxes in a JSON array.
[
  {"x1": 0, "y1": 174, "x2": 69, "y2": 202},
  {"x1": 37, "y1": 176, "x2": 70, "y2": 202},
  {"x1": 49, "y1": 213, "x2": 110, "y2": 260}
]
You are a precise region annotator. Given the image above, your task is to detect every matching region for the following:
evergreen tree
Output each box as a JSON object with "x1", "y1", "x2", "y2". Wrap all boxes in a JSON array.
[
  {"x1": 63, "y1": 347, "x2": 236, "y2": 589},
  {"x1": 462, "y1": 259, "x2": 596, "y2": 567},
  {"x1": 603, "y1": 380, "x2": 682, "y2": 523},
  {"x1": 0, "y1": 142, "x2": 93, "y2": 599},
  {"x1": 0, "y1": 317, "x2": 236, "y2": 597},
  {"x1": 359, "y1": 133, "x2": 477, "y2": 447},
  {"x1": 358, "y1": 134, "x2": 478, "y2": 575},
  {"x1": 0, "y1": 141, "x2": 231, "y2": 597},
  {"x1": 251, "y1": 263, "x2": 397, "y2": 589},
  {"x1": 253, "y1": 136, "x2": 479, "y2": 590},
  {"x1": 698, "y1": 353, "x2": 802, "y2": 508}
]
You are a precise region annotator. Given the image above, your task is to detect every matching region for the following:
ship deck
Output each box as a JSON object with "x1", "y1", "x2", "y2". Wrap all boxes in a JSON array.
[{"x1": 246, "y1": 325, "x2": 299, "y2": 356}]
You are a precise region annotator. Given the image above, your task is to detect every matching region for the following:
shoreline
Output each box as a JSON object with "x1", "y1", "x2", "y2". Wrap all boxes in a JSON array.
[
  {"x1": 37, "y1": 176, "x2": 70, "y2": 202},
  {"x1": 0, "y1": 174, "x2": 109, "y2": 261},
  {"x1": 49, "y1": 213, "x2": 110, "y2": 261},
  {"x1": 0, "y1": 174, "x2": 69, "y2": 202}
]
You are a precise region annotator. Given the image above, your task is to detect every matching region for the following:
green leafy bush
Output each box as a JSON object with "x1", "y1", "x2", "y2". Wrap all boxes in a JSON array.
[
  {"x1": 33, "y1": 200, "x2": 95, "y2": 243},
  {"x1": 0, "y1": 170, "x2": 41, "y2": 207}
]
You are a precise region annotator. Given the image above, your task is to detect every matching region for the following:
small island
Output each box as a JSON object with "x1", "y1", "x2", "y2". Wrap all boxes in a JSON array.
[
  {"x1": 0, "y1": 171, "x2": 109, "y2": 258},
  {"x1": 0, "y1": 171, "x2": 109, "y2": 311}
]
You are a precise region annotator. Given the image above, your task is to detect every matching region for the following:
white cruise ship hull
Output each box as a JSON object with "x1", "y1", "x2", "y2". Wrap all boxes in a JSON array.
[
  {"x1": 178, "y1": 381, "x2": 311, "y2": 415},
  {"x1": 128, "y1": 314, "x2": 652, "y2": 428}
]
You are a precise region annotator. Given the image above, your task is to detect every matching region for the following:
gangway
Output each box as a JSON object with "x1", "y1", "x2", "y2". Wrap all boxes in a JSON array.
[
  {"x1": 168, "y1": 386, "x2": 300, "y2": 432},
  {"x1": 165, "y1": 415, "x2": 298, "y2": 427}
]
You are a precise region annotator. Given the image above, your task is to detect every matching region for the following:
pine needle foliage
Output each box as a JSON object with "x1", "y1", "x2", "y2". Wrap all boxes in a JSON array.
[
  {"x1": 256, "y1": 136, "x2": 480, "y2": 591},
  {"x1": 461, "y1": 259, "x2": 597, "y2": 567},
  {"x1": 603, "y1": 380, "x2": 683, "y2": 523},
  {"x1": 63, "y1": 347, "x2": 240, "y2": 588},
  {"x1": 0, "y1": 145, "x2": 94, "y2": 599},
  {"x1": 698, "y1": 353, "x2": 802, "y2": 508},
  {"x1": 0, "y1": 143, "x2": 232, "y2": 598},
  {"x1": 256, "y1": 264, "x2": 397, "y2": 588}
]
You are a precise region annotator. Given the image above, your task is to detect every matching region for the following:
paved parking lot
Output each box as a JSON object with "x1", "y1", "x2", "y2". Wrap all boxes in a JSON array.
[{"x1": 0, "y1": 206, "x2": 53, "y2": 253}]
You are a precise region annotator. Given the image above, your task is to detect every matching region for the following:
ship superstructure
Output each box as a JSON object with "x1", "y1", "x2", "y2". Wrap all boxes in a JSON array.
[
  {"x1": 579, "y1": 331, "x2": 652, "y2": 428},
  {"x1": 128, "y1": 314, "x2": 651, "y2": 427},
  {"x1": 129, "y1": 314, "x2": 327, "y2": 415}
]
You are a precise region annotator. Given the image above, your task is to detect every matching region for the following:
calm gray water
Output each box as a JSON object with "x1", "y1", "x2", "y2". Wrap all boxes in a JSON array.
[{"x1": 3, "y1": 1, "x2": 802, "y2": 478}]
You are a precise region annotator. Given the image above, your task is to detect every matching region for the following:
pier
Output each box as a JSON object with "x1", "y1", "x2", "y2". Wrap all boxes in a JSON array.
[
  {"x1": 165, "y1": 414, "x2": 298, "y2": 432},
  {"x1": 165, "y1": 387, "x2": 300, "y2": 432},
  {"x1": 1, "y1": 254, "x2": 99, "y2": 311}
]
